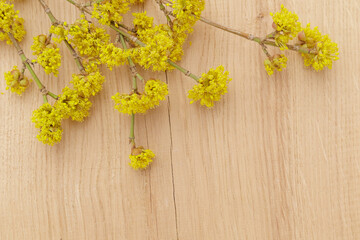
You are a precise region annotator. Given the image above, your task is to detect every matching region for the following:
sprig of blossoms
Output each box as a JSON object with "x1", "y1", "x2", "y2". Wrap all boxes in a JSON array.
[
  {"x1": 31, "y1": 35, "x2": 62, "y2": 76},
  {"x1": 299, "y1": 24, "x2": 339, "y2": 71},
  {"x1": 54, "y1": 87, "x2": 92, "y2": 122},
  {"x1": 71, "y1": 71, "x2": 105, "y2": 98},
  {"x1": 0, "y1": 0, "x2": 26, "y2": 44},
  {"x1": 188, "y1": 66, "x2": 231, "y2": 108},
  {"x1": 32, "y1": 103, "x2": 63, "y2": 146},
  {"x1": 264, "y1": 54, "x2": 288, "y2": 76},
  {"x1": 129, "y1": 146, "x2": 155, "y2": 170},
  {"x1": 112, "y1": 79, "x2": 169, "y2": 115},
  {"x1": 4, "y1": 66, "x2": 31, "y2": 95},
  {"x1": 92, "y1": 0, "x2": 144, "y2": 26},
  {"x1": 270, "y1": 4, "x2": 301, "y2": 50}
]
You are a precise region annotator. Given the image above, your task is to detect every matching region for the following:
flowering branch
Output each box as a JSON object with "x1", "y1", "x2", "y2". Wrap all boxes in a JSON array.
[
  {"x1": 161, "y1": 0, "x2": 316, "y2": 55},
  {"x1": 6, "y1": 32, "x2": 58, "y2": 101},
  {"x1": 38, "y1": 0, "x2": 87, "y2": 74}
]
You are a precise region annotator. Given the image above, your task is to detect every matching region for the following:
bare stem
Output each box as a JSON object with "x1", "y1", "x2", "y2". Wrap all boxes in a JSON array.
[
  {"x1": 155, "y1": 0, "x2": 173, "y2": 28},
  {"x1": 118, "y1": 34, "x2": 144, "y2": 83}
]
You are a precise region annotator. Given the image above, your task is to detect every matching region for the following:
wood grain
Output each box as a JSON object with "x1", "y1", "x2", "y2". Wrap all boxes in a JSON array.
[{"x1": 0, "y1": 0, "x2": 359, "y2": 239}]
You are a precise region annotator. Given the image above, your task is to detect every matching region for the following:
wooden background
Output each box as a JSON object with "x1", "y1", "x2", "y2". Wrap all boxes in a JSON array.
[{"x1": 0, "y1": 0, "x2": 359, "y2": 239}]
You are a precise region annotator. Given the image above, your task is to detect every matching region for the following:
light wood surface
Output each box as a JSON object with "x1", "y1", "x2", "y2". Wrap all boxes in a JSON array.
[{"x1": 1, "y1": 0, "x2": 359, "y2": 239}]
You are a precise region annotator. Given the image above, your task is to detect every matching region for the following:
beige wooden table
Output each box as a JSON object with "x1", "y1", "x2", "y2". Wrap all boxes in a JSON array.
[{"x1": 0, "y1": 0, "x2": 359, "y2": 239}]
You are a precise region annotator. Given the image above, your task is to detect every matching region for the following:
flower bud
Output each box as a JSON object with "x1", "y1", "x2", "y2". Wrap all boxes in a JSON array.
[
  {"x1": 46, "y1": 43, "x2": 57, "y2": 49},
  {"x1": 298, "y1": 31, "x2": 306, "y2": 42},
  {"x1": 38, "y1": 34, "x2": 47, "y2": 45},
  {"x1": 10, "y1": 80, "x2": 19, "y2": 88},
  {"x1": 10, "y1": 69, "x2": 21, "y2": 81},
  {"x1": 131, "y1": 146, "x2": 144, "y2": 156},
  {"x1": 19, "y1": 78, "x2": 29, "y2": 87}
]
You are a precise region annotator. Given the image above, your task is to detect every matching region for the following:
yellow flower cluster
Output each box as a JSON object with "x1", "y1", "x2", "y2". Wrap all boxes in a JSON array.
[
  {"x1": 71, "y1": 71, "x2": 105, "y2": 98},
  {"x1": 4, "y1": 66, "x2": 31, "y2": 95},
  {"x1": 31, "y1": 103, "x2": 63, "y2": 146},
  {"x1": 131, "y1": 23, "x2": 174, "y2": 71},
  {"x1": 112, "y1": 79, "x2": 168, "y2": 115},
  {"x1": 270, "y1": 5, "x2": 301, "y2": 50},
  {"x1": 188, "y1": 66, "x2": 231, "y2": 108},
  {"x1": 54, "y1": 87, "x2": 92, "y2": 122},
  {"x1": 0, "y1": 0, "x2": 26, "y2": 44},
  {"x1": 129, "y1": 146, "x2": 155, "y2": 170},
  {"x1": 31, "y1": 35, "x2": 62, "y2": 76},
  {"x1": 69, "y1": 16, "x2": 110, "y2": 59},
  {"x1": 299, "y1": 24, "x2": 339, "y2": 71},
  {"x1": 49, "y1": 23, "x2": 69, "y2": 43},
  {"x1": 131, "y1": 1, "x2": 205, "y2": 70},
  {"x1": 92, "y1": 0, "x2": 144, "y2": 26},
  {"x1": 99, "y1": 43, "x2": 128, "y2": 70},
  {"x1": 264, "y1": 54, "x2": 288, "y2": 76},
  {"x1": 170, "y1": 0, "x2": 205, "y2": 61}
]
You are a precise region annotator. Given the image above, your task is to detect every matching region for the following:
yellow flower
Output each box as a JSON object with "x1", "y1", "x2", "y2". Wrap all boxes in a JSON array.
[
  {"x1": 300, "y1": 24, "x2": 339, "y2": 71},
  {"x1": 54, "y1": 87, "x2": 92, "y2": 122},
  {"x1": 133, "y1": 12, "x2": 154, "y2": 32},
  {"x1": 32, "y1": 103, "x2": 63, "y2": 146},
  {"x1": 264, "y1": 54, "x2": 288, "y2": 76},
  {"x1": 112, "y1": 93, "x2": 151, "y2": 115},
  {"x1": 4, "y1": 66, "x2": 31, "y2": 96},
  {"x1": 0, "y1": 0, "x2": 26, "y2": 44},
  {"x1": 71, "y1": 71, "x2": 105, "y2": 98},
  {"x1": 69, "y1": 16, "x2": 110, "y2": 59},
  {"x1": 99, "y1": 43, "x2": 128, "y2": 70},
  {"x1": 129, "y1": 146, "x2": 155, "y2": 170},
  {"x1": 270, "y1": 5, "x2": 301, "y2": 50},
  {"x1": 112, "y1": 79, "x2": 168, "y2": 115},
  {"x1": 92, "y1": 0, "x2": 130, "y2": 26},
  {"x1": 144, "y1": 79, "x2": 168, "y2": 104},
  {"x1": 49, "y1": 23, "x2": 69, "y2": 43},
  {"x1": 34, "y1": 44, "x2": 62, "y2": 76},
  {"x1": 130, "y1": 24, "x2": 174, "y2": 71},
  {"x1": 188, "y1": 66, "x2": 231, "y2": 108}
]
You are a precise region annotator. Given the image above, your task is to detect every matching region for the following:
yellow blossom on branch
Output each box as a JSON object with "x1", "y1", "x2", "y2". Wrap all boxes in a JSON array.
[
  {"x1": 31, "y1": 103, "x2": 63, "y2": 146},
  {"x1": 4, "y1": 66, "x2": 31, "y2": 95},
  {"x1": 270, "y1": 5, "x2": 301, "y2": 50},
  {"x1": 299, "y1": 24, "x2": 339, "y2": 71},
  {"x1": 129, "y1": 146, "x2": 155, "y2": 170},
  {"x1": 188, "y1": 66, "x2": 231, "y2": 108},
  {"x1": 264, "y1": 54, "x2": 288, "y2": 76}
]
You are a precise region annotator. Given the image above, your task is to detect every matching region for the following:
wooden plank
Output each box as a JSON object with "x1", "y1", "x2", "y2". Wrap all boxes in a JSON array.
[{"x1": 0, "y1": 0, "x2": 359, "y2": 239}]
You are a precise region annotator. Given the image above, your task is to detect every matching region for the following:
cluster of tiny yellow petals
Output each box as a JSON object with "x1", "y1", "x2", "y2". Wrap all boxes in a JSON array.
[
  {"x1": 99, "y1": 43, "x2": 128, "y2": 70},
  {"x1": 188, "y1": 66, "x2": 231, "y2": 108},
  {"x1": 129, "y1": 146, "x2": 155, "y2": 170},
  {"x1": 131, "y1": 24, "x2": 174, "y2": 71},
  {"x1": 31, "y1": 103, "x2": 63, "y2": 146},
  {"x1": 171, "y1": 0, "x2": 205, "y2": 35},
  {"x1": 69, "y1": 16, "x2": 110, "y2": 59},
  {"x1": 300, "y1": 24, "x2": 339, "y2": 71},
  {"x1": 270, "y1": 5, "x2": 301, "y2": 50},
  {"x1": 49, "y1": 23, "x2": 69, "y2": 43},
  {"x1": 133, "y1": 12, "x2": 153, "y2": 32},
  {"x1": 54, "y1": 87, "x2": 92, "y2": 122},
  {"x1": 264, "y1": 54, "x2": 288, "y2": 76},
  {"x1": 92, "y1": 0, "x2": 144, "y2": 26},
  {"x1": 92, "y1": 0, "x2": 130, "y2": 26},
  {"x1": 31, "y1": 35, "x2": 62, "y2": 76},
  {"x1": 4, "y1": 66, "x2": 31, "y2": 95},
  {"x1": 0, "y1": 0, "x2": 26, "y2": 44},
  {"x1": 112, "y1": 79, "x2": 168, "y2": 115},
  {"x1": 71, "y1": 71, "x2": 105, "y2": 98}
]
